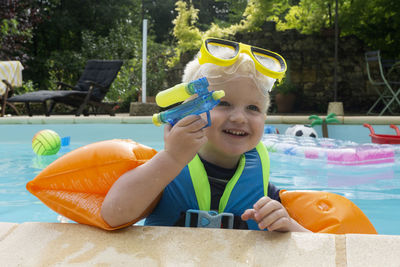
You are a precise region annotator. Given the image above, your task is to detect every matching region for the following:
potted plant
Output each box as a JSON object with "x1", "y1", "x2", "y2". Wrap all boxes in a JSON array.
[{"x1": 273, "y1": 77, "x2": 298, "y2": 113}]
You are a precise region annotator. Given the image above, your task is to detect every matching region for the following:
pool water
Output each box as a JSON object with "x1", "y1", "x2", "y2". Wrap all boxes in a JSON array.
[{"x1": 0, "y1": 124, "x2": 399, "y2": 235}]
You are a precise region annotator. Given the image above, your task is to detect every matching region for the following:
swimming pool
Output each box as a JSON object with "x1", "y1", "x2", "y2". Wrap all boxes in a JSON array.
[{"x1": 0, "y1": 124, "x2": 399, "y2": 235}]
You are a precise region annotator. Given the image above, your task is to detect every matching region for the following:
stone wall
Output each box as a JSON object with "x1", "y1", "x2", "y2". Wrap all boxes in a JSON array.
[
  {"x1": 236, "y1": 24, "x2": 372, "y2": 113},
  {"x1": 169, "y1": 23, "x2": 376, "y2": 114}
]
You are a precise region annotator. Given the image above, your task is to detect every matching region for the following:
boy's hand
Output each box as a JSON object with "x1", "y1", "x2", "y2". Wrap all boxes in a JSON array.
[
  {"x1": 241, "y1": 196, "x2": 305, "y2": 232},
  {"x1": 164, "y1": 115, "x2": 208, "y2": 166}
]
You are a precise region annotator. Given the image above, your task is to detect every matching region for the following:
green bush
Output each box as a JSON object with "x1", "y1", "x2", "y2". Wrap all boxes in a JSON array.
[
  {"x1": 14, "y1": 80, "x2": 36, "y2": 95},
  {"x1": 273, "y1": 77, "x2": 298, "y2": 95}
]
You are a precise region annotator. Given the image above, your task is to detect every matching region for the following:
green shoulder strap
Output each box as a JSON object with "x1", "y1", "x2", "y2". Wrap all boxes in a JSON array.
[
  {"x1": 255, "y1": 141, "x2": 270, "y2": 196},
  {"x1": 188, "y1": 155, "x2": 211, "y2": 211}
]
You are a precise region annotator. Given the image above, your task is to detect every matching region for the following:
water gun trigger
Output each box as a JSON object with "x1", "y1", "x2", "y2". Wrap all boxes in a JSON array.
[{"x1": 204, "y1": 111, "x2": 211, "y2": 128}]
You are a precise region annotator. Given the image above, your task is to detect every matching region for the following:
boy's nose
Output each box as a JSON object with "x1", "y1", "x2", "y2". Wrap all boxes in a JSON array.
[{"x1": 229, "y1": 109, "x2": 246, "y2": 123}]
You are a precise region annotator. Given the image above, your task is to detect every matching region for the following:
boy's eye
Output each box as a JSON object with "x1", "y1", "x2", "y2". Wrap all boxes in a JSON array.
[
  {"x1": 218, "y1": 101, "x2": 230, "y2": 106},
  {"x1": 248, "y1": 105, "x2": 260, "y2": 112}
]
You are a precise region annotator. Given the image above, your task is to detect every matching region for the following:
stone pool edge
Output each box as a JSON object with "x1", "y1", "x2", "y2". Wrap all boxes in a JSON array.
[
  {"x1": 1, "y1": 222, "x2": 400, "y2": 266},
  {"x1": 1, "y1": 115, "x2": 400, "y2": 125}
]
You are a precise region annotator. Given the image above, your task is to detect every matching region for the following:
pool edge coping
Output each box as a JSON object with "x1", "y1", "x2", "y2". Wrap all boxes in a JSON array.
[
  {"x1": 1, "y1": 115, "x2": 400, "y2": 125},
  {"x1": 1, "y1": 222, "x2": 400, "y2": 265}
]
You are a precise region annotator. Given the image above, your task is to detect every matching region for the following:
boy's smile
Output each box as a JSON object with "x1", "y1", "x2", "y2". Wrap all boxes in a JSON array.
[
  {"x1": 223, "y1": 129, "x2": 248, "y2": 136},
  {"x1": 198, "y1": 77, "x2": 267, "y2": 168}
]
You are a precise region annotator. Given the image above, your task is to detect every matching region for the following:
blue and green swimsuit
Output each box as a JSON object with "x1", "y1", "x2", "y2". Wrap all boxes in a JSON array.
[{"x1": 145, "y1": 142, "x2": 281, "y2": 230}]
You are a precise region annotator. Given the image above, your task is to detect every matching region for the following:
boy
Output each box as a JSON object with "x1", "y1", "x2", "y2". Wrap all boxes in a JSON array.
[{"x1": 101, "y1": 38, "x2": 309, "y2": 232}]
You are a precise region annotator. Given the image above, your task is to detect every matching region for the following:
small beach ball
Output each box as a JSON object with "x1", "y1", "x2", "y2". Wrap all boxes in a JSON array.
[{"x1": 32, "y1": 129, "x2": 61, "y2": 155}]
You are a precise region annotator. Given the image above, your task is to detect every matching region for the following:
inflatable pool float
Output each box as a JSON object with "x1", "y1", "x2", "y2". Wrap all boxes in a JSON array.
[
  {"x1": 263, "y1": 134, "x2": 399, "y2": 165},
  {"x1": 26, "y1": 139, "x2": 377, "y2": 234},
  {"x1": 364, "y1": 123, "x2": 400, "y2": 144},
  {"x1": 26, "y1": 139, "x2": 158, "y2": 230}
]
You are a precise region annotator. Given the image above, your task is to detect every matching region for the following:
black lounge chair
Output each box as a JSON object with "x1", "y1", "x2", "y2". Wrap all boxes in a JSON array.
[{"x1": 8, "y1": 60, "x2": 123, "y2": 116}]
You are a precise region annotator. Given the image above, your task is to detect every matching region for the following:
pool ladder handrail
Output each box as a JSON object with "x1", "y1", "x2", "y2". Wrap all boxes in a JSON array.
[{"x1": 363, "y1": 123, "x2": 400, "y2": 136}]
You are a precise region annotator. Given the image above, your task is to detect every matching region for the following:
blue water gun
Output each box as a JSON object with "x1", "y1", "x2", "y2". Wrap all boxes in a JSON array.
[{"x1": 152, "y1": 77, "x2": 225, "y2": 127}]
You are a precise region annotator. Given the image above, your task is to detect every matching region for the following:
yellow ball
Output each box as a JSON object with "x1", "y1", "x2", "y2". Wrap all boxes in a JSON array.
[{"x1": 32, "y1": 129, "x2": 61, "y2": 156}]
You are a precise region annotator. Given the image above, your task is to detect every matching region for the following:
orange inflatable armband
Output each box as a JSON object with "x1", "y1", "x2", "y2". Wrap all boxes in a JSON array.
[
  {"x1": 280, "y1": 190, "x2": 377, "y2": 234},
  {"x1": 27, "y1": 139, "x2": 157, "y2": 230}
]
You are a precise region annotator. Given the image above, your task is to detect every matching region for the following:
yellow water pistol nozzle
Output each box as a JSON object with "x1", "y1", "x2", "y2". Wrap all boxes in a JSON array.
[
  {"x1": 152, "y1": 113, "x2": 162, "y2": 126},
  {"x1": 212, "y1": 90, "x2": 225, "y2": 100}
]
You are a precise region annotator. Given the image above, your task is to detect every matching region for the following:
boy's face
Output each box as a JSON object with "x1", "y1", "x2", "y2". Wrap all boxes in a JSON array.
[{"x1": 200, "y1": 77, "x2": 267, "y2": 159}]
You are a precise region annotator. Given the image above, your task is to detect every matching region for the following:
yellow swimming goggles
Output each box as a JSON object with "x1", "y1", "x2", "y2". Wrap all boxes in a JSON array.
[{"x1": 198, "y1": 38, "x2": 287, "y2": 80}]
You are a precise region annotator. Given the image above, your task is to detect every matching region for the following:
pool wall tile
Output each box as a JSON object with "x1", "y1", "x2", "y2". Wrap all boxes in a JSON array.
[
  {"x1": 1, "y1": 114, "x2": 400, "y2": 125},
  {"x1": 264, "y1": 115, "x2": 284, "y2": 124},
  {"x1": 121, "y1": 116, "x2": 153, "y2": 124},
  {"x1": 41, "y1": 117, "x2": 75, "y2": 124},
  {"x1": 0, "y1": 117, "x2": 30, "y2": 124},
  {"x1": 344, "y1": 116, "x2": 400, "y2": 125}
]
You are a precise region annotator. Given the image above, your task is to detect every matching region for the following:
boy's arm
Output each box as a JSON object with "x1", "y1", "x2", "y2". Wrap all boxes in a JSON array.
[
  {"x1": 101, "y1": 115, "x2": 208, "y2": 228},
  {"x1": 241, "y1": 196, "x2": 311, "y2": 232}
]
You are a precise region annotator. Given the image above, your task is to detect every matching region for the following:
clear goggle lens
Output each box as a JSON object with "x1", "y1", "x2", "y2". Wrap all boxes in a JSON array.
[
  {"x1": 205, "y1": 41, "x2": 282, "y2": 72},
  {"x1": 253, "y1": 52, "x2": 281, "y2": 72},
  {"x1": 206, "y1": 42, "x2": 236, "y2": 59}
]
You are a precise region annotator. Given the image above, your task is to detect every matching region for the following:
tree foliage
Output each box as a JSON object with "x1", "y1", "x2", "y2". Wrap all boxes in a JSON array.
[
  {"x1": 28, "y1": 0, "x2": 142, "y2": 88},
  {"x1": 276, "y1": 0, "x2": 400, "y2": 57},
  {"x1": 0, "y1": 0, "x2": 57, "y2": 62},
  {"x1": 2, "y1": 0, "x2": 399, "y2": 111},
  {"x1": 171, "y1": 0, "x2": 400, "y2": 63}
]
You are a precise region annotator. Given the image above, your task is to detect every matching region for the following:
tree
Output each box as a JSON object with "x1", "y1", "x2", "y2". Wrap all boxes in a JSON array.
[
  {"x1": 142, "y1": 0, "x2": 177, "y2": 42},
  {"x1": 0, "y1": 0, "x2": 57, "y2": 62}
]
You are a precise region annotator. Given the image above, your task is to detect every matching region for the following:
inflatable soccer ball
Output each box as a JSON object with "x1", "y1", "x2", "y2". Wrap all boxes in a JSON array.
[{"x1": 285, "y1": 125, "x2": 318, "y2": 138}]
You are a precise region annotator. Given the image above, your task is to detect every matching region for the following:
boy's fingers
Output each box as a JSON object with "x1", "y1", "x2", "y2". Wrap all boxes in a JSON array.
[
  {"x1": 164, "y1": 123, "x2": 172, "y2": 132},
  {"x1": 241, "y1": 209, "x2": 255, "y2": 221},
  {"x1": 255, "y1": 200, "x2": 281, "y2": 221},
  {"x1": 253, "y1": 196, "x2": 271, "y2": 210},
  {"x1": 175, "y1": 115, "x2": 202, "y2": 127},
  {"x1": 264, "y1": 217, "x2": 290, "y2": 232},
  {"x1": 164, "y1": 123, "x2": 172, "y2": 138},
  {"x1": 187, "y1": 118, "x2": 208, "y2": 132},
  {"x1": 257, "y1": 209, "x2": 284, "y2": 229}
]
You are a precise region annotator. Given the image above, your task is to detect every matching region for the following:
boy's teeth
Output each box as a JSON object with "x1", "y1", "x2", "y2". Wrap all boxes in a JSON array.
[{"x1": 225, "y1": 129, "x2": 246, "y2": 136}]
